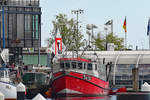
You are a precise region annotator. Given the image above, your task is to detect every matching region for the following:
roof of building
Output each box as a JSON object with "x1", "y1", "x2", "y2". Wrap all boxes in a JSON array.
[{"x1": 65, "y1": 50, "x2": 150, "y2": 65}]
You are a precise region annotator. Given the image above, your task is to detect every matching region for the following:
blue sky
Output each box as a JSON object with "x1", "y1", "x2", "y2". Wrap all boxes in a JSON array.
[{"x1": 40, "y1": 0, "x2": 150, "y2": 49}]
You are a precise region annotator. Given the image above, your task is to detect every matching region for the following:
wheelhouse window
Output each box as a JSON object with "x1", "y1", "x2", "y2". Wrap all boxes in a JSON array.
[
  {"x1": 65, "y1": 62, "x2": 70, "y2": 69},
  {"x1": 60, "y1": 62, "x2": 64, "y2": 68},
  {"x1": 72, "y1": 62, "x2": 76, "y2": 69},
  {"x1": 87, "y1": 63, "x2": 93, "y2": 70},
  {"x1": 78, "y1": 62, "x2": 82, "y2": 69},
  {"x1": 95, "y1": 64, "x2": 97, "y2": 70},
  {"x1": 84, "y1": 63, "x2": 86, "y2": 69}
]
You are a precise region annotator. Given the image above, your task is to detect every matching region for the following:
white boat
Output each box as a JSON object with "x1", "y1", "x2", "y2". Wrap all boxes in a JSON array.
[{"x1": 0, "y1": 68, "x2": 16, "y2": 100}]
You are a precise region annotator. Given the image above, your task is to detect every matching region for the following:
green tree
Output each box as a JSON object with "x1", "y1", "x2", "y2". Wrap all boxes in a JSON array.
[
  {"x1": 106, "y1": 33, "x2": 124, "y2": 50},
  {"x1": 95, "y1": 33, "x2": 105, "y2": 50},
  {"x1": 47, "y1": 14, "x2": 84, "y2": 51},
  {"x1": 95, "y1": 33, "x2": 124, "y2": 50}
]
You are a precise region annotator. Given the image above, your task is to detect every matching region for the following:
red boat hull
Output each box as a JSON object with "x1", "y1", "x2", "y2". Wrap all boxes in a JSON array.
[{"x1": 51, "y1": 71, "x2": 109, "y2": 97}]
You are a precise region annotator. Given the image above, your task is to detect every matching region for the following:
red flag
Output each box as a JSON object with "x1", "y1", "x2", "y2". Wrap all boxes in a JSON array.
[{"x1": 123, "y1": 17, "x2": 127, "y2": 32}]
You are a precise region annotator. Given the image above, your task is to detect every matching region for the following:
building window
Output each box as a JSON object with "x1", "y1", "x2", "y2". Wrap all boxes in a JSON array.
[
  {"x1": 25, "y1": 14, "x2": 31, "y2": 37},
  {"x1": 32, "y1": 15, "x2": 39, "y2": 39},
  {"x1": 32, "y1": 15, "x2": 35, "y2": 38},
  {"x1": 35, "y1": 15, "x2": 39, "y2": 39}
]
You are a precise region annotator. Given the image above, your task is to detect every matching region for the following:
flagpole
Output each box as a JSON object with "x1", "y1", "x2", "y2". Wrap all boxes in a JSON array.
[
  {"x1": 123, "y1": 16, "x2": 127, "y2": 49},
  {"x1": 149, "y1": 32, "x2": 150, "y2": 49},
  {"x1": 125, "y1": 16, "x2": 127, "y2": 49},
  {"x1": 125, "y1": 31, "x2": 127, "y2": 49},
  {"x1": 147, "y1": 18, "x2": 150, "y2": 49}
]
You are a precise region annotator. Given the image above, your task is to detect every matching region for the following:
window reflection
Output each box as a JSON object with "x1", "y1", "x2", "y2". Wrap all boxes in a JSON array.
[
  {"x1": 84, "y1": 63, "x2": 86, "y2": 69},
  {"x1": 88, "y1": 63, "x2": 92, "y2": 70},
  {"x1": 72, "y1": 62, "x2": 76, "y2": 69},
  {"x1": 95, "y1": 64, "x2": 97, "y2": 70},
  {"x1": 60, "y1": 62, "x2": 64, "y2": 68},
  {"x1": 65, "y1": 62, "x2": 70, "y2": 69},
  {"x1": 78, "y1": 62, "x2": 82, "y2": 69}
]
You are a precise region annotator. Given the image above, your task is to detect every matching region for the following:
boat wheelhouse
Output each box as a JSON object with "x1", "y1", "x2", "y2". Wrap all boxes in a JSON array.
[{"x1": 51, "y1": 57, "x2": 109, "y2": 97}]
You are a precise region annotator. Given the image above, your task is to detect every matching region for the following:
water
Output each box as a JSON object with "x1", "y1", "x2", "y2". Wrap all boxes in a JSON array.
[
  {"x1": 48, "y1": 95, "x2": 116, "y2": 100},
  {"x1": 27, "y1": 93, "x2": 150, "y2": 100},
  {"x1": 26, "y1": 95, "x2": 116, "y2": 100}
]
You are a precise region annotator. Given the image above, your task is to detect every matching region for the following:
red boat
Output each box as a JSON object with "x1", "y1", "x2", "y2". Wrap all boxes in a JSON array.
[
  {"x1": 51, "y1": 57, "x2": 110, "y2": 97},
  {"x1": 50, "y1": 29, "x2": 110, "y2": 97},
  {"x1": 109, "y1": 87, "x2": 127, "y2": 95}
]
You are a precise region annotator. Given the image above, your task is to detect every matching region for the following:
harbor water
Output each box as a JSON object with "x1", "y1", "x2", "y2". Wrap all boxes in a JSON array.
[
  {"x1": 53, "y1": 96, "x2": 116, "y2": 100},
  {"x1": 26, "y1": 93, "x2": 150, "y2": 100},
  {"x1": 26, "y1": 95, "x2": 116, "y2": 100}
]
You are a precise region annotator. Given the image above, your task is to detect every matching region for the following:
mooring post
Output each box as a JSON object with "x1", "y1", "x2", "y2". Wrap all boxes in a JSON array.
[
  {"x1": 132, "y1": 68, "x2": 139, "y2": 91},
  {"x1": 17, "y1": 82, "x2": 26, "y2": 100},
  {"x1": 32, "y1": 93, "x2": 46, "y2": 100}
]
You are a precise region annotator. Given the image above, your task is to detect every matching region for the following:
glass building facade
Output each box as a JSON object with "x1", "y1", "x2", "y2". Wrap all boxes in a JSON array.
[
  {"x1": 0, "y1": 0, "x2": 41, "y2": 48},
  {"x1": 23, "y1": 54, "x2": 47, "y2": 66},
  {"x1": 114, "y1": 64, "x2": 150, "y2": 89},
  {"x1": 0, "y1": 0, "x2": 41, "y2": 64}
]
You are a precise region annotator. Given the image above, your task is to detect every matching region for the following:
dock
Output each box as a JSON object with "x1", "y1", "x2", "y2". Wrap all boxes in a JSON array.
[{"x1": 117, "y1": 92, "x2": 150, "y2": 100}]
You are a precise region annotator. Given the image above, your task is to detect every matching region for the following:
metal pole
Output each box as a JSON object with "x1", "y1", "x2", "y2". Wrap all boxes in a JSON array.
[
  {"x1": 149, "y1": 32, "x2": 150, "y2": 49},
  {"x1": 0, "y1": 6, "x2": 2, "y2": 48},
  {"x1": 91, "y1": 24, "x2": 94, "y2": 50},
  {"x1": 38, "y1": 40, "x2": 40, "y2": 65},
  {"x1": 113, "y1": 52, "x2": 121, "y2": 85},
  {"x1": 2, "y1": 6, "x2": 5, "y2": 49},
  {"x1": 38, "y1": 15, "x2": 41, "y2": 65},
  {"x1": 125, "y1": 32, "x2": 127, "y2": 49},
  {"x1": 89, "y1": 32, "x2": 90, "y2": 47},
  {"x1": 76, "y1": 11, "x2": 79, "y2": 57},
  {"x1": 111, "y1": 20, "x2": 113, "y2": 34},
  {"x1": 104, "y1": 27, "x2": 108, "y2": 51},
  {"x1": 72, "y1": 9, "x2": 84, "y2": 57}
]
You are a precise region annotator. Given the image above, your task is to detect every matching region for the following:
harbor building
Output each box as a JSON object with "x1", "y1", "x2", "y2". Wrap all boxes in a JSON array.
[
  {"x1": 64, "y1": 50, "x2": 150, "y2": 90},
  {"x1": 22, "y1": 47, "x2": 48, "y2": 66},
  {"x1": 22, "y1": 48, "x2": 150, "y2": 89},
  {"x1": 0, "y1": 0, "x2": 41, "y2": 64}
]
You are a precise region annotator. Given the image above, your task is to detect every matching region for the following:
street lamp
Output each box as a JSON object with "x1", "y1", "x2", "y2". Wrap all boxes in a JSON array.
[
  {"x1": 71, "y1": 9, "x2": 84, "y2": 57},
  {"x1": 83, "y1": 39, "x2": 87, "y2": 48},
  {"x1": 86, "y1": 24, "x2": 98, "y2": 50},
  {"x1": 86, "y1": 29, "x2": 91, "y2": 46},
  {"x1": 105, "y1": 19, "x2": 113, "y2": 34},
  {"x1": 104, "y1": 19, "x2": 113, "y2": 51},
  {"x1": 104, "y1": 27, "x2": 108, "y2": 50}
]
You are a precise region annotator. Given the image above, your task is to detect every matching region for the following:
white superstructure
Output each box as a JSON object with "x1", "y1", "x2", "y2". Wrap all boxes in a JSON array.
[
  {"x1": 65, "y1": 50, "x2": 150, "y2": 65},
  {"x1": 0, "y1": 69, "x2": 16, "y2": 99}
]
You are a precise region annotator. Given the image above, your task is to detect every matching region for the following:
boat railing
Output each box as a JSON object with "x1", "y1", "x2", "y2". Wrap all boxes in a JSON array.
[{"x1": 0, "y1": 70, "x2": 11, "y2": 82}]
